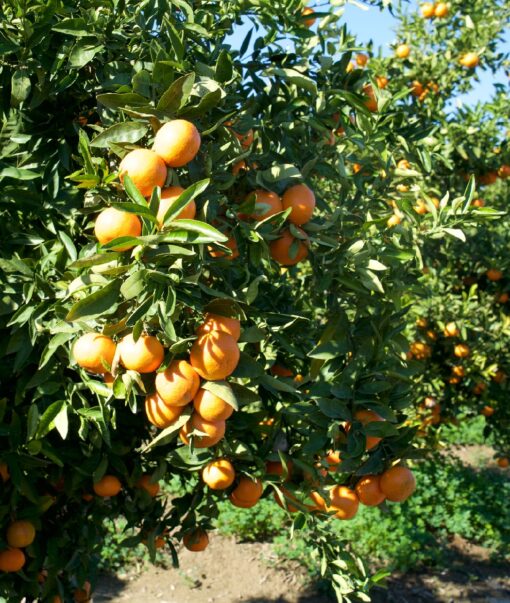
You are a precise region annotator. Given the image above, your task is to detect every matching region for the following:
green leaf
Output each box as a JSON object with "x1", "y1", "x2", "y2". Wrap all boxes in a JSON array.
[
  {"x1": 167, "y1": 219, "x2": 227, "y2": 242},
  {"x1": 97, "y1": 92, "x2": 150, "y2": 109},
  {"x1": 265, "y1": 68, "x2": 317, "y2": 95},
  {"x1": 90, "y1": 122, "x2": 149, "y2": 148},
  {"x1": 141, "y1": 409, "x2": 191, "y2": 453},
  {"x1": 36, "y1": 401, "x2": 66, "y2": 438},
  {"x1": 69, "y1": 39, "x2": 104, "y2": 68},
  {"x1": 157, "y1": 73, "x2": 195, "y2": 112},
  {"x1": 123, "y1": 174, "x2": 149, "y2": 206},
  {"x1": 66, "y1": 279, "x2": 121, "y2": 321},
  {"x1": 215, "y1": 50, "x2": 233, "y2": 83},
  {"x1": 11, "y1": 69, "x2": 31, "y2": 105},
  {"x1": 179, "y1": 89, "x2": 222, "y2": 119},
  {"x1": 121, "y1": 271, "x2": 146, "y2": 300},
  {"x1": 52, "y1": 18, "x2": 89, "y2": 36},
  {"x1": 201, "y1": 381, "x2": 238, "y2": 410},
  {"x1": 162, "y1": 179, "x2": 210, "y2": 226}
]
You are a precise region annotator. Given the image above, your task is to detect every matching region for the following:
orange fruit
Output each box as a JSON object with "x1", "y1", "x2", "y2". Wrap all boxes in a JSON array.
[
  {"x1": 459, "y1": 52, "x2": 479, "y2": 68},
  {"x1": 454, "y1": 343, "x2": 470, "y2": 358},
  {"x1": 379, "y1": 465, "x2": 416, "y2": 502},
  {"x1": 409, "y1": 341, "x2": 432, "y2": 360},
  {"x1": 324, "y1": 450, "x2": 342, "y2": 471},
  {"x1": 301, "y1": 7, "x2": 316, "y2": 27},
  {"x1": 356, "y1": 53, "x2": 368, "y2": 66},
  {"x1": 395, "y1": 44, "x2": 410, "y2": 59},
  {"x1": 152, "y1": 119, "x2": 201, "y2": 167},
  {"x1": 471, "y1": 198, "x2": 485, "y2": 207},
  {"x1": 308, "y1": 491, "x2": 327, "y2": 512},
  {"x1": 443, "y1": 322, "x2": 459, "y2": 337},
  {"x1": 397, "y1": 159, "x2": 410, "y2": 170},
  {"x1": 434, "y1": 2, "x2": 448, "y2": 17},
  {"x1": 478, "y1": 171, "x2": 498, "y2": 186},
  {"x1": 473, "y1": 382, "x2": 486, "y2": 395},
  {"x1": 487, "y1": 268, "x2": 503, "y2": 281},
  {"x1": 420, "y1": 2, "x2": 435, "y2": 17},
  {"x1": 376, "y1": 75, "x2": 389, "y2": 89},
  {"x1": 245, "y1": 190, "x2": 282, "y2": 221},
  {"x1": 104, "y1": 373, "x2": 114, "y2": 388},
  {"x1": 197, "y1": 313, "x2": 241, "y2": 342},
  {"x1": 270, "y1": 364, "x2": 294, "y2": 377},
  {"x1": 492, "y1": 370, "x2": 507, "y2": 384},
  {"x1": 266, "y1": 460, "x2": 293, "y2": 480},
  {"x1": 82, "y1": 493, "x2": 94, "y2": 502},
  {"x1": 190, "y1": 331, "x2": 240, "y2": 381},
  {"x1": 269, "y1": 228, "x2": 309, "y2": 266},
  {"x1": 497, "y1": 292, "x2": 509, "y2": 303},
  {"x1": 183, "y1": 528, "x2": 209, "y2": 552},
  {"x1": 0, "y1": 548, "x2": 25, "y2": 572},
  {"x1": 6, "y1": 520, "x2": 36, "y2": 548},
  {"x1": 411, "y1": 80, "x2": 424, "y2": 97},
  {"x1": 351, "y1": 409, "x2": 384, "y2": 450},
  {"x1": 193, "y1": 388, "x2": 234, "y2": 422},
  {"x1": 73, "y1": 581, "x2": 91, "y2": 603},
  {"x1": 202, "y1": 459, "x2": 235, "y2": 490},
  {"x1": 179, "y1": 414, "x2": 226, "y2": 448},
  {"x1": 282, "y1": 184, "x2": 316, "y2": 225},
  {"x1": 142, "y1": 535, "x2": 166, "y2": 549},
  {"x1": 228, "y1": 126, "x2": 254, "y2": 149},
  {"x1": 157, "y1": 186, "x2": 196, "y2": 227},
  {"x1": 52, "y1": 597, "x2": 63, "y2": 603},
  {"x1": 136, "y1": 475, "x2": 160, "y2": 497},
  {"x1": 231, "y1": 477, "x2": 263, "y2": 506},
  {"x1": 232, "y1": 160, "x2": 247, "y2": 176},
  {"x1": 498, "y1": 165, "x2": 510, "y2": 179},
  {"x1": 329, "y1": 486, "x2": 359, "y2": 519},
  {"x1": 93, "y1": 475, "x2": 122, "y2": 497},
  {"x1": 451, "y1": 365, "x2": 465, "y2": 378},
  {"x1": 0, "y1": 462, "x2": 10, "y2": 482},
  {"x1": 119, "y1": 333, "x2": 164, "y2": 373},
  {"x1": 155, "y1": 359, "x2": 200, "y2": 406},
  {"x1": 481, "y1": 405, "x2": 494, "y2": 417},
  {"x1": 426, "y1": 330, "x2": 437, "y2": 341},
  {"x1": 497, "y1": 457, "x2": 509, "y2": 468},
  {"x1": 208, "y1": 236, "x2": 239, "y2": 260},
  {"x1": 73, "y1": 333, "x2": 116, "y2": 374},
  {"x1": 362, "y1": 84, "x2": 378, "y2": 112},
  {"x1": 387, "y1": 214, "x2": 401, "y2": 228},
  {"x1": 94, "y1": 207, "x2": 141, "y2": 250},
  {"x1": 145, "y1": 392, "x2": 184, "y2": 428},
  {"x1": 355, "y1": 475, "x2": 386, "y2": 506},
  {"x1": 416, "y1": 317, "x2": 428, "y2": 329},
  {"x1": 119, "y1": 148, "x2": 167, "y2": 198}
]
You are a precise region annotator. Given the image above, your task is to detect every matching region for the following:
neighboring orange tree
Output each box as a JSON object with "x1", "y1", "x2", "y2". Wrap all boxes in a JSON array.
[{"x1": 0, "y1": 0, "x2": 499, "y2": 600}]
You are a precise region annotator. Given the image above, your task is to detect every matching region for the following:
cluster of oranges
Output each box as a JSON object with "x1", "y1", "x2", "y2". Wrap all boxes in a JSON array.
[
  {"x1": 420, "y1": 2, "x2": 449, "y2": 19},
  {"x1": 0, "y1": 519, "x2": 36, "y2": 574}
]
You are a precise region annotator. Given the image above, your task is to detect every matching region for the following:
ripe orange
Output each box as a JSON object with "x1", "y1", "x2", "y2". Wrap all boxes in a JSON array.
[
  {"x1": 416, "y1": 317, "x2": 428, "y2": 329},
  {"x1": 487, "y1": 268, "x2": 503, "y2": 281},
  {"x1": 409, "y1": 341, "x2": 432, "y2": 359},
  {"x1": 420, "y1": 2, "x2": 435, "y2": 17},
  {"x1": 397, "y1": 159, "x2": 410, "y2": 170},
  {"x1": 73, "y1": 581, "x2": 91, "y2": 602},
  {"x1": 497, "y1": 457, "x2": 509, "y2": 469},
  {"x1": 190, "y1": 331, "x2": 240, "y2": 380},
  {"x1": 324, "y1": 450, "x2": 342, "y2": 471},
  {"x1": 387, "y1": 214, "x2": 401, "y2": 228},
  {"x1": 376, "y1": 75, "x2": 389, "y2": 89},
  {"x1": 498, "y1": 165, "x2": 510, "y2": 179},
  {"x1": 355, "y1": 475, "x2": 386, "y2": 506},
  {"x1": 269, "y1": 228, "x2": 309, "y2": 266},
  {"x1": 94, "y1": 207, "x2": 141, "y2": 250},
  {"x1": 356, "y1": 53, "x2": 368, "y2": 67},
  {"x1": 155, "y1": 360, "x2": 200, "y2": 406},
  {"x1": 104, "y1": 373, "x2": 114, "y2": 388},
  {"x1": 329, "y1": 486, "x2": 359, "y2": 520},
  {"x1": 245, "y1": 190, "x2": 282, "y2": 221},
  {"x1": 481, "y1": 405, "x2": 494, "y2": 417},
  {"x1": 426, "y1": 330, "x2": 437, "y2": 341},
  {"x1": 443, "y1": 322, "x2": 459, "y2": 337},
  {"x1": 459, "y1": 52, "x2": 479, "y2": 68},
  {"x1": 93, "y1": 475, "x2": 122, "y2": 497},
  {"x1": 492, "y1": 370, "x2": 507, "y2": 384},
  {"x1": 473, "y1": 382, "x2": 486, "y2": 395},
  {"x1": 197, "y1": 313, "x2": 241, "y2": 341},
  {"x1": 0, "y1": 462, "x2": 10, "y2": 482},
  {"x1": 73, "y1": 333, "x2": 116, "y2": 374},
  {"x1": 157, "y1": 186, "x2": 196, "y2": 227},
  {"x1": 266, "y1": 460, "x2": 293, "y2": 480},
  {"x1": 232, "y1": 160, "x2": 247, "y2": 176},
  {"x1": 395, "y1": 44, "x2": 410, "y2": 59},
  {"x1": 208, "y1": 236, "x2": 239, "y2": 260},
  {"x1": 6, "y1": 520, "x2": 36, "y2": 548},
  {"x1": 202, "y1": 459, "x2": 235, "y2": 490},
  {"x1": 0, "y1": 548, "x2": 26, "y2": 572},
  {"x1": 179, "y1": 414, "x2": 226, "y2": 448},
  {"x1": 119, "y1": 333, "x2": 164, "y2": 373},
  {"x1": 145, "y1": 392, "x2": 184, "y2": 428},
  {"x1": 379, "y1": 465, "x2": 416, "y2": 502},
  {"x1": 454, "y1": 343, "x2": 470, "y2": 358},
  {"x1": 193, "y1": 388, "x2": 234, "y2": 422},
  {"x1": 152, "y1": 119, "x2": 201, "y2": 167},
  {"x1": 478, "y1": 171, "x2": 498, "y2": 186},
  {"x1": 472, "y1": 198, "x2": 485, "y2": 208},
  {"x1": 351, "y1": 409, "x2": 384, "y2": 450},
  {"x1": 142, "y1": 535, "x2": 166, "y2": 549},
  {"x1": 119, "y1": 148, "x2": 167, "y2": 198},
  {"x1": 230, "y1": 477, "x2": 264, "y2": 507},
  {"x1": 301, "y1": 7, "x2": 316, "y2": 27},
  {"x1": 451, "y1": 365, "x2": 465, "y2": 378},
  {"x1": 270, "y1": 364, "x2": 294, "y2": 377},
  {"x1": 183, "y1": 528, "x2": 209, "y2": 552},
  {"x1": 136, "y1": 475, "x2": 160, "y2": 497},
  {"x1": 410, "y1": 80, "x2": 424, "y2": 97},
  {"x1": 362, "y1": 84, "x2": 378, "y2": 112},
  {"x1": 282, "y1": 184, "x2": 316, "y2": 226},
  {"x1": 497, "y1": 292, "x2": 509, "y2": 303},
  {"x1": 434, "y1": 2, "x2": 448, "y2": 17}
]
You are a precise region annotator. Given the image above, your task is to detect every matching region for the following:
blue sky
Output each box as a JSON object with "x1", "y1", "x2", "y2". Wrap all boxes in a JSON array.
[{"x1": 226, "y1": 1, "x2": 509, "y2": 107}]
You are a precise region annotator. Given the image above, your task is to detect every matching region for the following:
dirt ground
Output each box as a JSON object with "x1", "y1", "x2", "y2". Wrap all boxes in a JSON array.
[{"x1": 95, "y1": 534, "x2": 510, "y2": 603}]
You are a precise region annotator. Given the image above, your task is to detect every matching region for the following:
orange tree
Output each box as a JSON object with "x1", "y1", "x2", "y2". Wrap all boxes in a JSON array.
[
  {"x1": 361, "y1": 0, "x2": 510, "y2": 457},
  {"x1": 0, "y1": 0, "x2": 487, "y2": 600}
]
